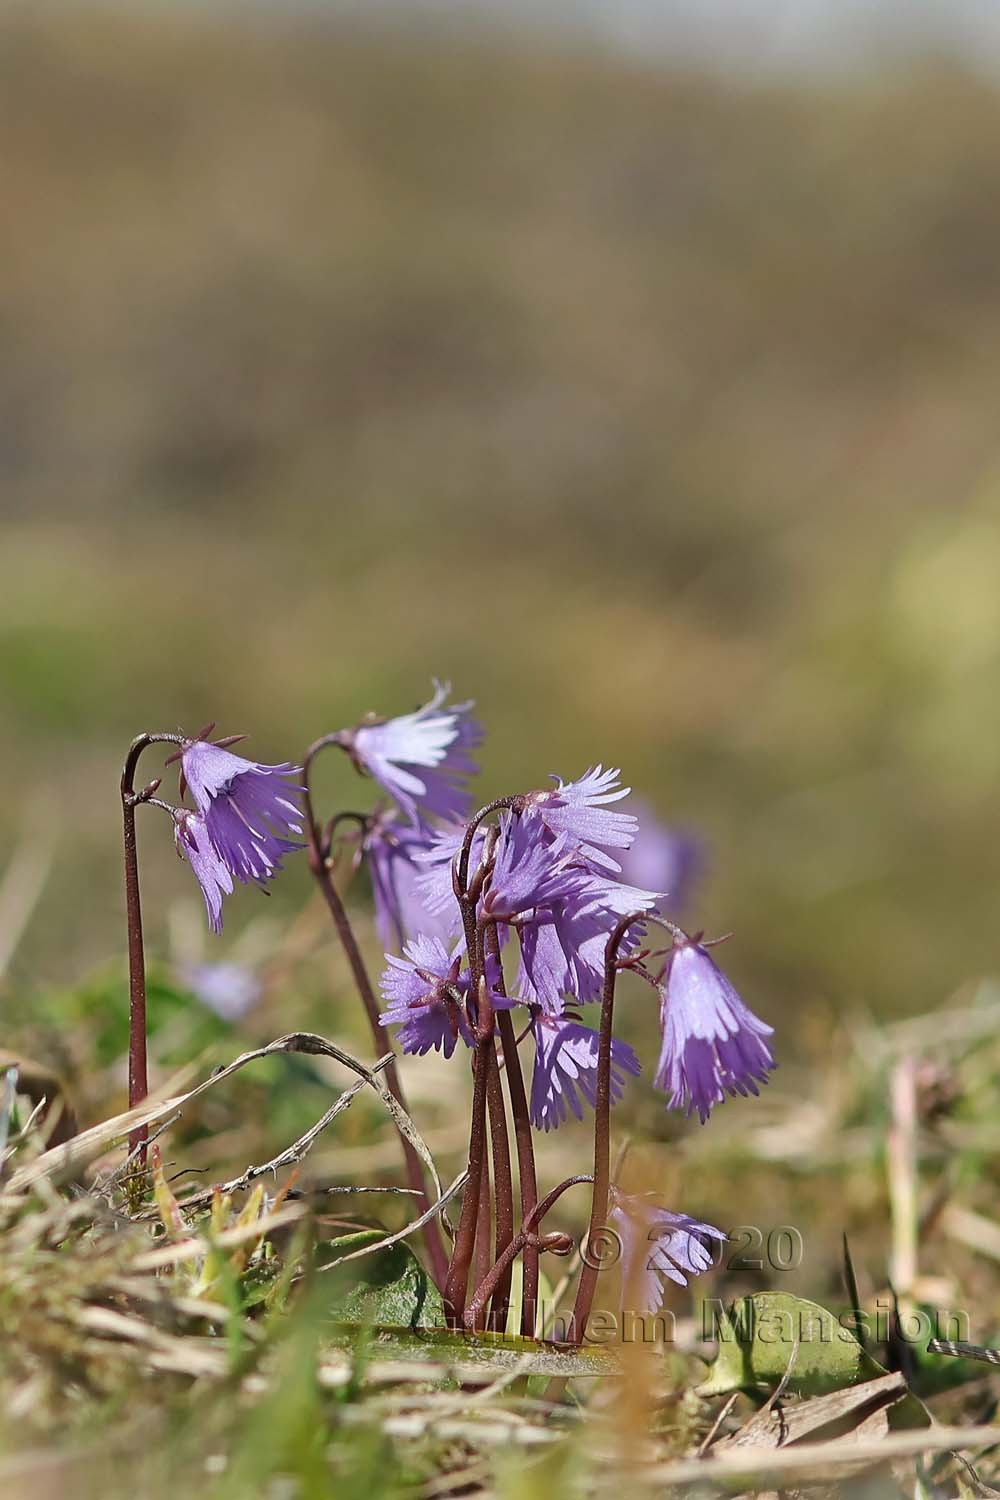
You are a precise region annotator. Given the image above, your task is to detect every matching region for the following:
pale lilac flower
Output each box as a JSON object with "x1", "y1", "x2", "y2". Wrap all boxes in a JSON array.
[
  {"x1": 180, "y1": 961, "x2": 262, "y2": 1021},
  {"x1": 655, "y1": 941, "x2": 775, "y2": 1123},
  {"x1": 174, "y1": 810, "x2": 234, "y2": 934},
  {"x1": 609, "y1": 1187, "x2": 725, "y2": 1314},
  {"x1": 529, "y1": 1011, "x2": 640, "y2": 1131},
  {"x1": 342, "y1": 682, "x2": 482, "y2": 825},
  {"x1": 514, "y1": 864, "x2": 659, "y2": 1009},
  {"x1": 414, "y1": 821, "x2": 489, "y2": 940},
  {"x1": 523, "y1": 766, "x2": 637, "y2": 873},
  {"x1": 470, "y1": 799, "x2": 658, "y2": 1009},
  {"x1": 180, "y1": 738, "x2": 304, "y2": 887},
  {"x1": 482, "y1": 815, "x2": 581, "y2": 924},
  {"x1": 363, "y1": 812, "x2": 451, "y2": 952},
  {"x1": 379, "y1": 934, "x2": 473, "y2": 1057},
  {"x1": 619, "y1": 802, "x2": 702, "y2": 913}
]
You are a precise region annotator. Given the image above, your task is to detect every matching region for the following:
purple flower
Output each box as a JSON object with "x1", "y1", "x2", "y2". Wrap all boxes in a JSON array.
[
  {"x1": 609, "y1": 1187, "x2": 725, "y2": 1314},
  {"x1": 363, "y1": 812, "x2": 452, "y2": 953},
  {"x1": 529, "y1": 1011, "x2": 640, "y2": 1131},
  {"x1": 513, "y1": 864, "x2": 660, "y2": 1010},
  {"x1": 523, "y1": 766, "x2": 637, "y2": 873},
  {"x1": 342, "y1": 682, "x2": 482, "y2": 825},
  {"x1": 483, "y1": 815, "x2": 581, "y2": 924},
  {"x1": 180, "y1": 738, "x2": 304, "y2": 887},
  {"x1": 655, "y1": 941, "x2": 775, "y2": 1123},
  {"x1": 174, "y1": 810, "x2": 234, "y2": 934},
  {"x1": 414, "y1": 821, "x2": 489, "y2": 941},
  {"x1": 378, "y1": 934, "x2": 473, "y2": 1058},
  {"x1": 619, "y1": 802, "x2": 702, "y2": 913},
  {"x1": 450, "y1": 810, "x2": 658, "y2": 1011},
  {"x1": 180, "y1": 961, "x2": 262, "y2": 1021}
]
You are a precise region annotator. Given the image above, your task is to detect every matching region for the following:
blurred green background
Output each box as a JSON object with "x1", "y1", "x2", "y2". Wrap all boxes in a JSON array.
[{"x1": 3, "y1": 2, "x2": 1000, "y2": 1061}]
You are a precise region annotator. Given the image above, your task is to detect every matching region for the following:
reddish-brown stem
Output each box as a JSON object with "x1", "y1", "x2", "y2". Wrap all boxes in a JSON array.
[
  {"x1": 484, "y1": 1043, "x2": 515, "y2": 1333},
  {"x1": 444, "y1": 1032, "x2": 492, "y2": 1322},
  {"x1": 570, "y1": 910, "x2": 648, "y2": 1345},
  {"x1": 122, "y1": 737, "x2": 150, "y2": 1162},
  {"x1": 120, "y1": 732, "x2": 184, "y2": 1168},
  {"x1": 472, "y1": 1130, "x2": 493, "y2": 1333},
  {"x1": 485, "y1": 920, "x2": 539, "y2": 1337},
  {"x1": 463, "y1": 1174, "x2": 592, "y2": 1333},
  {"x1": 302, "y1": 738, "x2": 448, "y2": 1291},
  {"x1": 456, "y1": 796, "x2": 518, "y2": 891}
]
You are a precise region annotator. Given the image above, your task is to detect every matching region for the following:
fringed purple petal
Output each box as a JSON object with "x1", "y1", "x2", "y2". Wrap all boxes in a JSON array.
[
  {"x1": 530, "y1": 1013, "x2": 640, "y2": 1131},
  {"x1": 609, "y1": 1188, "x2": 725, "y2": 1314},
  {"x1": 524, "y1": 765, "x2": 637, "y2": 873},
  {"x1": 174, "y1": 812, "x2": 234, "y2": 934},
  {"x1": 347, "y1": 682, "x2": 482, "y2": 825},
  {"x1": 654, "y1": 942, "x2": 775, "y2": 1123}
]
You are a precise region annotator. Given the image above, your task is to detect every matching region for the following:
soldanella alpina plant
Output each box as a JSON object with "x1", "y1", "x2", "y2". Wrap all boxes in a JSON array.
[{"x1": 120, "y1": 684, "x2": 774, "y2": 1339}]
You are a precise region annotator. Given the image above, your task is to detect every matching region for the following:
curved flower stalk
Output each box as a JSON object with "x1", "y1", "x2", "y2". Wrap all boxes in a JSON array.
[
  {"x1": 300, "y1": 688, "x2": 485, "y2": 1291},
  {"x1": 414, "y1": 821, "x2": 489, "y2": 940},
  {"x1": 119, "y1": 728, "x2": 304, "y2": 1174}
]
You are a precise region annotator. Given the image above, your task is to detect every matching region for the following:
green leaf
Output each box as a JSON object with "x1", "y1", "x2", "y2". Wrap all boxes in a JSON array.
[
  {"x1": 324, "y1": 1322, "x2": 620, "y2": 1378},
  {"x1": 699, "y1": 1293, "x2": 929, "y2": 1427},
  {"x1": 322, "y1": 1234, "x2": 445, "y2": 1330},
  {"x1": 320, "y1": 1234, "x2": 619, "y2": 1376}
]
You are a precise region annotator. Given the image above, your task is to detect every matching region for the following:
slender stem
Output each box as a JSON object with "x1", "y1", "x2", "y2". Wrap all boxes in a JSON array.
[
  {"x1": 457, "y1": 796, "x2": 518, "y2": 892},
  {"x1": 487, "y1": 921, "x2": 539, "y2": 1337},
  {"x1": 570, "y1": 910, "x2": 648, "y2": 1346},
  {"x1": 463, "y1": 1175, "x2": 592, "y2": 1333},
  {"x1": 444, "y1": 797, "x2": 520, "y2": 1325},
  {"x1": 122, "y1": 736, "x2": 151, "y2": 1161},
  {"x1": 465, "y1": 1231, "x2": 527, "y2": 1332},
  {"x1": 444, "y1": 1027, "x2": 492, "y2": 1322},
  {"x1": 120, "y1": 732, "x2": 184, "y2": 1166},
  {"x1": 301, "y1": 738, "x2": 448, "y2": 1291},
  {"x1": 472, "y1": 1126, "x2": 493, "y2": 1333},
  {"x1": 484, "y1": 1043, "x2": 515, "y2": 1333}
]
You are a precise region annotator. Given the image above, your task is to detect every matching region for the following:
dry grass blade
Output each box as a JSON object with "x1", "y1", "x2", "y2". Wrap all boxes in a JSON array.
[
  {"x1": 75, "y1": 1306, "x2": 230, "y2": 1378},
  {"x1": 130, "y1": 1202, "x2": 307, "y2": 1270},
  {"x1": 641, "y1": 1424, "x2": 1000, "y2": 1489},
  {"x1": 168, "y1": 1075, "x2": 375, "y2": 1214},
  {"x1": 319, "y1": 1169, "x2": 468, "y2": 1267},
  {"x1": 717, "y1": 1371, "x2": 910, "y2": 1453},
  {"x1": 7, "y1": 1033, "x2": 436, "y2": 1200}
]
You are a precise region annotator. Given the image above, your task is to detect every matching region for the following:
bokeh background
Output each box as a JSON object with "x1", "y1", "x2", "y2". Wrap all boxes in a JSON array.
[{"x1": 3, "y1": 0, "x2": 1000, "y2": 1126}]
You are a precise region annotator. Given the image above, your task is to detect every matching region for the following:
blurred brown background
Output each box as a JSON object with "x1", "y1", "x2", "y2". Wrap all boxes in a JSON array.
[{"x1": 3, "y1": 3, "x2": 1000, "y2": 1055}]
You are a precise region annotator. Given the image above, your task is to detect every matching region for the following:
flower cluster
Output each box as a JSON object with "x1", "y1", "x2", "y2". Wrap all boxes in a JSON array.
[
  {"x1": 347, "y1": 683, "x2": 774, "y2": 1315},
  {"x1": 129, "y1": 683, "x2": 775, "y2": 1325}
]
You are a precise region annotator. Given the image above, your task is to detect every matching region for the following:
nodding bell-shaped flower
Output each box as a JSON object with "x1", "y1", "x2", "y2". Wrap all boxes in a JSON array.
[
  {"x1": 179, "y1": 736, "x2": 304, "y2": 888},
  {"x1": 341, "y1": 681, "x2": 482, "y2": 826},
  {"x1": 378, "y1": 934, "x2": 475, "y2": 1058},
  {"x1": 521, "y1": 765, "x2": 637, "y2": 873},
  {"x1": 529, "y1": 1009, "x2": 640, "y2": 1131},
  {"x1": 608, "y1": 1186, "x2": 725, "y2": 1314},
  {"x1": 362, "y1": 811, "x2": 451, "y2": 953},
  {"x1": 654, "y1": 939, "x2": 775, "y2": 1124}
]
